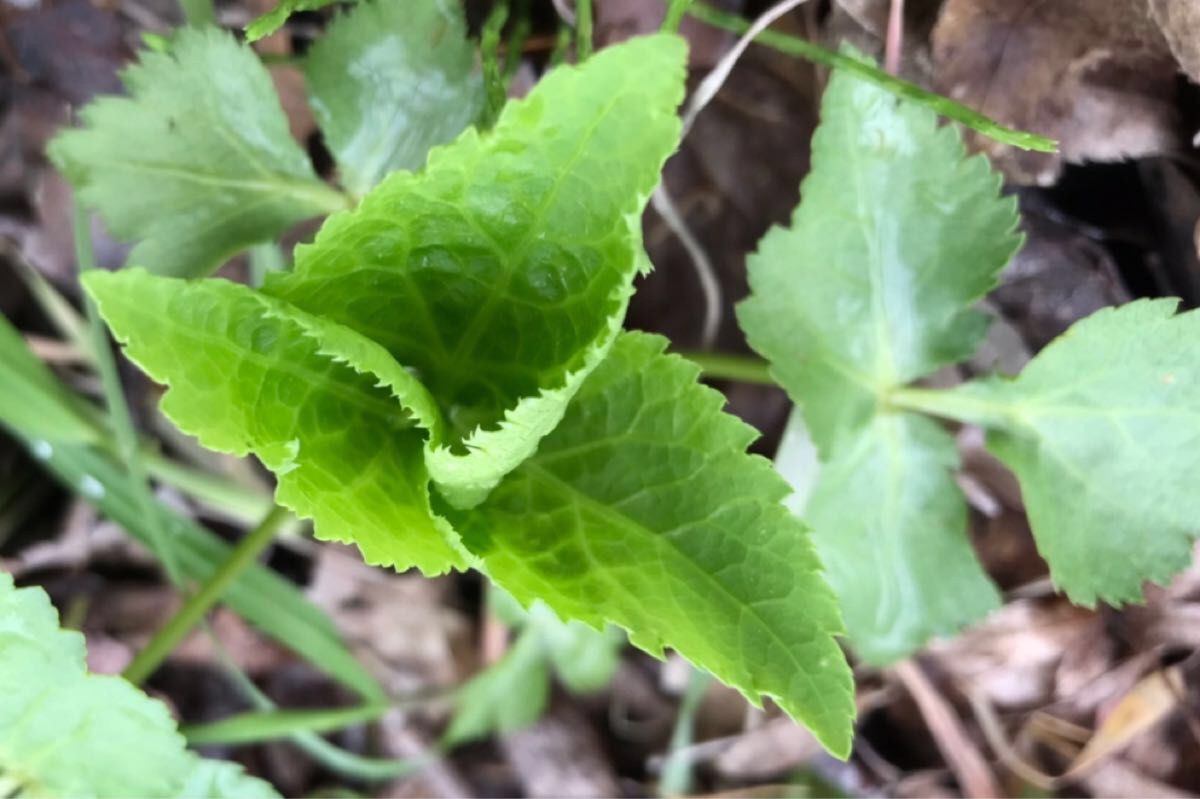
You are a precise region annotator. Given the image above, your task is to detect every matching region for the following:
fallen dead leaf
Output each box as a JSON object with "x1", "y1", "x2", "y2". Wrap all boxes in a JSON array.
[
  {"x1": 932, "y1": 0, "x2": 1182, "y2": 184},
  {"x1": 1149, "y1": 0, "x2": 1200, "y2": 84},
  {"x1": 1068, "y1": 667, "x2": 1184, "y2": 778}
]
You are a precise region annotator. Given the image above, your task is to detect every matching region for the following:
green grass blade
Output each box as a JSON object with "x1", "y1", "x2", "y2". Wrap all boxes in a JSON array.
[{"x1": 687, "y1": 2, "x2": 1056, "y2": 153}]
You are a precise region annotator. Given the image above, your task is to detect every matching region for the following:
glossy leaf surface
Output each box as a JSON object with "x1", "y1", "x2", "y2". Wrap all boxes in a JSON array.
[{"x1": 464, "y1": 332, "x2": 855, "y2": 756}]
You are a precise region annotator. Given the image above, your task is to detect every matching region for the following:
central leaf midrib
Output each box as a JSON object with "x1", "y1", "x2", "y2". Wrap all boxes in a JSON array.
[{"x1": 442, "y1": 88, "x2": 631, "y2": 387}]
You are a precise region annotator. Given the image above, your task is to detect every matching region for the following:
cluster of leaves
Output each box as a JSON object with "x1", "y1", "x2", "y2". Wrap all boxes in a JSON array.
[
  {"x1": 0, "y1": 574, "x2": 279, "y2": 798},
  {"x1": 50, "y1": 1, "x2": 856, "y2": 757},
  {"x1": 741, "y1": 59, "x2": 1200, "y2": 664}
]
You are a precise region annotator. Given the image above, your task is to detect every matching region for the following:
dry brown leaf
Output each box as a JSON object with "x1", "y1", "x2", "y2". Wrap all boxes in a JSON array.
[
  {"x1": 932, "y1": 0, "x2": 1181, "y2": 184},
  {"x1": 1068, "y1": 667, "x2": 1184, "y2": 778},
  {"x1": 926, "y1": 600, "x2": 1102, "y2": 709},
  {"x1": 1149, "y1": 0, "x2": 1200, "y2": 84}
]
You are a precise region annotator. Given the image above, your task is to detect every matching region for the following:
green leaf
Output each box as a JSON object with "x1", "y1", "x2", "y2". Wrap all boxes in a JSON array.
[
  {"x1": 795, "y1": 414, "x2": 1000, "y2": 665},
  {"x1": 303, "y1": 0, "x2": 484, "y2": 196},
  {"x1": 461, "y1": 332, "x2": 855, "y2": 757},
  {"x1": 49, "y1": 28, "x2": 347, "y2": 278},
  {"x1": 737, "y1": 54, "x2": 1020, "y2": 454},
  {"x1": 0, "y1": 573, "x2": 279, "y2": 798},
  {"x1": 246, "y1": 0, "x2": 353, "y2": 41},
  {"x1": 86, "y1": 37, "x2": 686, "y2": 575},
  {"x1": 83, "y1": 269, "x2": 467, "y2": 575},
  {"x1": 929, "y1": 299, "x2": 1200, "y2": 605},
  {"x1": 0, "y1": 320, "x2": 382, "y2": 701},
  {"x1": 265, "y1": 33, "x2": 686, "y2": 508},
  {"x1": 442, "y1": 628, "x2": 549, "y2": 747},
  {"x1": 737, "y1": 55, "x2": 1019, "y2": 661}
]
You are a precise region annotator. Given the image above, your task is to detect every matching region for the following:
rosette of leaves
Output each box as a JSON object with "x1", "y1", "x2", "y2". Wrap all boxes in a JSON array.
[
  {"x1": 740, "y1": 52, "x2": 1200, "y2": 664},
  {"x1": 69, "y1": 30, "x2": 855, "y2": 755},
  {"x1": 0, "y1": 574, "x2": 278, "y2": 798}
]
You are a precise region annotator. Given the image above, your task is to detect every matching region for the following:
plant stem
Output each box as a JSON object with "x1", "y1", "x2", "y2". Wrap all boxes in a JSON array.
[
  {"x1": 178, "y1": 0, "x2": 215, "y2": 27},
  {"x1": 74, "y1": 200, "x2": 183, "y2": 586},
  {"x1": 183, "y1": 703, "x2": 391, "y2": 746},
  {"x1": 480, "y1": 1, "x2": 510, "y2": 129},
  {"x1": 677, "y1": 350, "x2": 775, "y2": 386},
  {"x1": 123, "y1": 503, "x2": 291, "y2": 685},
  {"x1": 659, "y1": 667, "x2": 712, "y2": 797},
  {"x1": 662, "y1": 0, "x2": 693, "y2": 32},
  {"x1": 686, "y1": 2, "x2": 1056, "y2": 153},
  {"x1": 575, "y1": 0, "x2": 593, "y2": 59},
  {"x1": 214, "y1": 641, "x2": 427, "y2": 782},
  {"x1": 888, "y1": 385, "x2": 1015, "y2": 428}
]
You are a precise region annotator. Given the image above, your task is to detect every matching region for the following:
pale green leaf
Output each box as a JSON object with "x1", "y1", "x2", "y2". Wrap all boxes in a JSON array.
[
  {"x1": 303, "y1": 0, "x2": 484, "y2": 196},
  {"x1": 462, "y1": 332, "x2": 854, "y2": 757},
  {"x1": 738, "y1": 56, "x2": 1018, "y2": 661},
  {"x1": 0, "y1": 573, "x2": 278, "y2": 798},
  {"x1": 793, "y1": 414, "x2": 1000, "y2": 664},
  {"x1": 83, "y1": 269, "x2": 466, "y2": 574},
  {"x1": 179, "y1": 759, "x2": 284, "y2": 799},
  {"x1": 49, "y1": 28, "x2": 348, "y2": 278},
  {"x1": 737, "y1": 55, "x2": 1020, "y2": 454},
  {"x1": 265, "y1": 33, "x2": 686, "y2": 508},
  {"x1": 935, "y1": 299, "x2": 1200, "y2": 605},
  {"x1": 442, "y1": 628, "x2": 549, "y2": 747}
]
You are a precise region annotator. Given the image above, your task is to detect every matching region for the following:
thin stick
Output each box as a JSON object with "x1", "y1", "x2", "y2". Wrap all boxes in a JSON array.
[
  {"x1": 894, "y1": 659, "x2": 1002, "y2": 799},
  {"x1": 652, "y1": 188, "x2": 723, "y2": 348},
  {"x1": 123, "y1": 504, "x2": 291, "y2": 685},
  {"x1": 668, "y1": 0, "x2": 815, "y2": 348},
  {"x1": 884, "y1": 0, "x2": 904, "y2": 75},
  {"x1": 681, "y1": 0, "x2": 813, "y2": 136}
]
